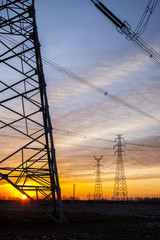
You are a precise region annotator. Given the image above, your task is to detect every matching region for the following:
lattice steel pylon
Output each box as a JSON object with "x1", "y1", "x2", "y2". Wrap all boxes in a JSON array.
[
  {"x1": 0, "y1": 0, "x2": 64, "y2": 222},
  {"x1": 113, "y1": 135, "x2": 128, "y2": 200},
  {"x1": 93, "y1": 155, "x2": 103, "y2": 200}
]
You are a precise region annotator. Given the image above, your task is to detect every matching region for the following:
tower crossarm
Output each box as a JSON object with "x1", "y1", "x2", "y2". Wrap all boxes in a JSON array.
[{"x1": 0, "y1": 0, "x2": 64, "y2": 223}]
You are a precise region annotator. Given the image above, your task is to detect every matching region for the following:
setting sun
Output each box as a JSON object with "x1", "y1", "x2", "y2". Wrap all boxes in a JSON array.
[{"x1": 22, "y1": 194, "x2": 27, "y2": 200}]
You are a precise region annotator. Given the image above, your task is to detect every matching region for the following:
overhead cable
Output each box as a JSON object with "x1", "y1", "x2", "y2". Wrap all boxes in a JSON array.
[
  {"x1": 1, "y1": 35, "x2": 160, "y2": 123},
  {"x1": 126, "y1": 142, "x2": 160, "y2": 148},
  {"x1": 134, "y1": 0, "x2": 159, "y2": 37},
  {"x1": 90, "y1": 0, "x2": 160, "y2": 65}
]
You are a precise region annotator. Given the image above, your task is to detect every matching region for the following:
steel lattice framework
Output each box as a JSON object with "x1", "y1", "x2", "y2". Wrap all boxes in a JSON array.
[
  {"x1": 94, "y1": 155, "x2": 103, "y2": 200},
  {"x1": 0, "y1": 0, "x2": 64, "y2": 222},
  {"x1": 113, "y1": 135, "x2": 128, "y2": 200}
]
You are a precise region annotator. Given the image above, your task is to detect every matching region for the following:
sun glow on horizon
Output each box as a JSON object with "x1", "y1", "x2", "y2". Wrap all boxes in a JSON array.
[{"x1": 22, "y1": 194, "x2": 27, "y2": 200}]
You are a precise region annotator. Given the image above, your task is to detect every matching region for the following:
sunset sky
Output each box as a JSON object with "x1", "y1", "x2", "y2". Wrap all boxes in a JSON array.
[{"x1": 0, "y1": 0, "x2": 160, "y2": 200}]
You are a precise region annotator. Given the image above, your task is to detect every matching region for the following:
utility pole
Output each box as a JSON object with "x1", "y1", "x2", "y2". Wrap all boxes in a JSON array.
[
  {"x1": 88, "y1": 192, "x2": 91, "y2": 201},
  {"x1": 0, "y1": 0, "x2": 64, "y2": 223},
  {"x1": 113, "y1": 135, "x2": 128, "y2": 200},
  {"x1": 93, "y1": 155, "x2": 103, "y2": 200},
  {"x1": 73, "y1": 184, "x2": 76, "y2": 201}
]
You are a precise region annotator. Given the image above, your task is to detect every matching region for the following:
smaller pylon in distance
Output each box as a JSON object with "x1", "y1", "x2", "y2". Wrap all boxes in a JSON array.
[{"x1": 93, "y1": 155, "x2": 103, "y2": 200}]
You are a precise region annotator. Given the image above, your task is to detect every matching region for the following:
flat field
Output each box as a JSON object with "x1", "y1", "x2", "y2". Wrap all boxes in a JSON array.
[{"x1": 0, "y1": 200, "x2": 160, "y2": 240}]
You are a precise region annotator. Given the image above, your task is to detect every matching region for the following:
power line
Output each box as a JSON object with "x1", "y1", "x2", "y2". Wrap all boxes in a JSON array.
[
  {"x1": 125, "y1": 151, "x2": 160, "y2": 170},
  {"x1": 56, "y1": 153, "x2": 114, "y2": 159},
  {"x1": 134, "y1": 0, "x2": 159, "y2": 37},
  {"x1": 55, "y1": 141, "x2": 110, "y2": 150},
  {"x1": 126, "y1": 142, "x2": 160, "y2": 148},
  {"x1": 126, "y1": 149, "x2": 160, "y2": 152},
  {"x1": 36, "y1": 61, "x2": 160, "y2": 123},
  {"x1": 1, "y1": 35, "x2": 160, "y2": 123},
  {"x1": 54, "y1": 128, "x2": 160, "y2": 149},
  {"x1": 53, "y1": 128, "x2": 113, "y2": 142},
  {"x1": 90, "y1": 0, "x2": 160, "y2": 65}
]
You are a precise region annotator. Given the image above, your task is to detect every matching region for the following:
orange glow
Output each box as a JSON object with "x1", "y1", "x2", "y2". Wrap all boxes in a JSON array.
[
  {"x1": 22, "y1": 194, "x2": 27, "y2": 200},
  {"x1": 0, "y1": 182, "x2": 36, "y2": 199},
  {"x1": 0, "y1": 173, "x2": 160, "y2": 200}
]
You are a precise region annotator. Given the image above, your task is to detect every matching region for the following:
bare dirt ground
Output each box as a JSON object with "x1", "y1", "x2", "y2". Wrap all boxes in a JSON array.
[{"x1": 0, "y1": 200, "x2": 160, "y2": 240}]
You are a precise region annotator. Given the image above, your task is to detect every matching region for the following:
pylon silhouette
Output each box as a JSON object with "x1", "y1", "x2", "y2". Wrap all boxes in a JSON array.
[
  {"x1": 93, "y1": 155, "x2": 103, "y2": 200},
  {"x1": 0, "y1": 0, "x2": 64, "y2": 222},
  {"x1": 113, "y1": 135, "x2": 128, "y2": 200}
]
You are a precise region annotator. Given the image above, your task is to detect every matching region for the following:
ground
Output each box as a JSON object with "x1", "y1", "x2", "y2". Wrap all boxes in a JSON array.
[{"x1": 0, "y1": 200, "x2": 160, "y2": 240}]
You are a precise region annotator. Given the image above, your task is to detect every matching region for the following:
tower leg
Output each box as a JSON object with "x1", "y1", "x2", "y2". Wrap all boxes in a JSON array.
[{"x1": 0, "y1": 0, "x2": 64, "y2": 222}]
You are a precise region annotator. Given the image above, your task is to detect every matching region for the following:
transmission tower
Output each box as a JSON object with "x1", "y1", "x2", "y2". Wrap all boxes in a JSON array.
[
  {"x1": 113, "y1": 135, "x2": 128, "y2": 200},
  {"x1": 0, "y1": 0, "x2": 64, "y2": 222},
  {"x1": 93, "y1": 155, "x2": 103, "y2": 200}
]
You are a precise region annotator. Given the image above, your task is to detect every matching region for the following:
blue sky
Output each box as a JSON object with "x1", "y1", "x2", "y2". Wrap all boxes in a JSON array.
[
  {"x1": 35, "y1": 0, "x2": 160, "y2": 137},
  {"x1": 33, "y1": 0, "x2": 160, "y2": 197}
]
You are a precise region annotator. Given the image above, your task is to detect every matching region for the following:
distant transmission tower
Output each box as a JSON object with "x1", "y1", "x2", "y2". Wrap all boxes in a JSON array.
[
  {"x1": 94, "y1": 155, "x2": 103, "y2": 200},
  {"x1": 0, "y1": 0, "x2": 64, "y2": 222},
  {"x1": 113, "y1": 135, "x2": 128, "y2": 200}
]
